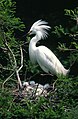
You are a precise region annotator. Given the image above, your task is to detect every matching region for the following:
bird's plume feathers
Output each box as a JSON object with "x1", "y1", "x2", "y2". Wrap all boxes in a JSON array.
[{"x1": 30, "y1": 20, "x2": 51, "y2": 39}]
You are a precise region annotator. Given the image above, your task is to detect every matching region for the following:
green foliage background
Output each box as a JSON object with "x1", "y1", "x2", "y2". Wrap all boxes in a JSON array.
[{"x1": 0, "y1": 0, "x2": 78, "y2": 119}]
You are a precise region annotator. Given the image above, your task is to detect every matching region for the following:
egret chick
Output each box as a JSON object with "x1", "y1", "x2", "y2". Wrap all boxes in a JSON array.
[{"x1": 28, "y1": 20, "x2": 69, "y2": 76}]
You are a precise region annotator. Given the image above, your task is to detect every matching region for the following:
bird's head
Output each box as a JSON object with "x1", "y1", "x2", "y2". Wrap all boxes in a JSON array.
[{"x1": 28, "y1": 20, "x2": 51, "y2": 39}]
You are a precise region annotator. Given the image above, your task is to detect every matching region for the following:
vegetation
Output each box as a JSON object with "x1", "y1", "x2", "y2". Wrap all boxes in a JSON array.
[{"x1": 0, "y1": 0, "x2": 78, "y2": 119}]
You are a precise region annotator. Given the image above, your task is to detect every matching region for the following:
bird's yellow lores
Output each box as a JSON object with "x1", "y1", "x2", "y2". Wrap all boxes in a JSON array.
[{"x1": 28, "y1": 20, "x2": 69, "y2": 76}]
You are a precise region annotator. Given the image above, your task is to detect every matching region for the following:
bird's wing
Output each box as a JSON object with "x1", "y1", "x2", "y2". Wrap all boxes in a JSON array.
[
  {"x1": 35, "y1": 46, "x2": 59, "y2": 74},
  {"x1": 35, "y1": 46, "x2": 67, "y2": 75}
]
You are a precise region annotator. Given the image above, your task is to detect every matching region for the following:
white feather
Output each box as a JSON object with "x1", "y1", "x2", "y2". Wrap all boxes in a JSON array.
[{"x1": 28, "y1": 20, "x2": 69, "y2": 76}]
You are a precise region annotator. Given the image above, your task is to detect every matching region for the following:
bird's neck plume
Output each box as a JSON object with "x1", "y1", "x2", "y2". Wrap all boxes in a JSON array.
[{"x1": 36, "y1": 31, "x2": 43, "y2": 41}]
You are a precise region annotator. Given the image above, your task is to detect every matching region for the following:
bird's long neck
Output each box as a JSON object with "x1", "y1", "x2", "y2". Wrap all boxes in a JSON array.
[
  {"x1": 29, "y1": 34, "x2": 41, "y2": 64},
  {"x1": 30, "y1": 36, "x2": 38, "y2": 46},
  {"x1": 30, "y1": 32, "x2": 41, "y2": 47}
]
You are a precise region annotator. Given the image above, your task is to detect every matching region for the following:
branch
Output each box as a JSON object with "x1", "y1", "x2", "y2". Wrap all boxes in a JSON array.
[
  {"x1": 41, "y1": 73, "x2": 53, "y2": 77},
  {"x1": 3, "y1": 33, "x2": 23, "y2": 89},
  {"x1": 58, "y1": 47, "x2": 78, "y2": 52},
  {"x1": 2, "y1": 71, "x2": 15, "y2": 90},
  {"x1": 3, "y1": 34, "x2": 17, "y2": 69},
  {"x1": 15, "y1": 46, "x2": 23, "y2": 89},
  {"x1": 17, "y1": 47, "x2": 23, "y2": 72},
  {"x1": 0, "y1": 64, "x2": 13, "y2": 71}
]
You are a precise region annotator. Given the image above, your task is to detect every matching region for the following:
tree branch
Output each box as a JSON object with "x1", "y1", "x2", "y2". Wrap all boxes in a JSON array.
[
  {"x1": 3, "y1": 33, "x2": 23, "y2": 89},
  {"x1": 58, "y1": 47, "x2": 78, "y2": 52},
  {"x1": 2, "y1": 72, "x2": 15, "y2": 90},
  {"x1": 15, "y1": 46, "x2": 23, "y2": 89},
  {"x1": 17, "y1": 46, "x2": 23, "y2": 72}
]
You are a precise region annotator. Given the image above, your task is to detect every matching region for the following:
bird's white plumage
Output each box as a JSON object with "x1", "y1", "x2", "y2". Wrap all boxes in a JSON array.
[
  {"x1": 29, "y1": 20, "x2": 51, "y2": 39},
  {"x1": 28, "y1": 20, "x2": 69, "y2": 76}
]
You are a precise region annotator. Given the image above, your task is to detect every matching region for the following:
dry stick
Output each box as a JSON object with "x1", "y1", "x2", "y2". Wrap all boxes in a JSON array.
[
  {"x1": 59, "y1": 47, "x2": 78, "y2": 51},
  {"x1": 34, "y1": 83, "x2": 39, "y2": 97},
  {"x1": 15, "y1": 46, "x2": 23, "y2": 89},
  {"x1": 3, "y1": 34, "x2": 23, "y2": 89},
  {"x1": 17, "y1": 47, "x2": 23, "y2": 72},
  {"x1": 27, "y1": 72, "x2": 39, "y2": 81},
  {"x1": 52, "y1": 80, "x2": 57, "y2": 90},
  {"x1": 41, "y1": 73, "x2": 53, "y2": 76},
  {"x1": 2, "y1": 72, "x2": 15, "y2": 90},
  {"x1": 0, "y1": 64, "x2": 13, "y2": 71}
]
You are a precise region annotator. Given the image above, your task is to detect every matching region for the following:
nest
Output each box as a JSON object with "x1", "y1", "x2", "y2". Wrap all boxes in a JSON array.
[{"x1": 13, "y1": 81, "x2": 53, "y2": 102}]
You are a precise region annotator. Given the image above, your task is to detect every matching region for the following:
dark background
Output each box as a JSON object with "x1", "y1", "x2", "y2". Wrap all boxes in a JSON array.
[{"x1": 15, "y1": 0, "x2": 78, "y2": 31}]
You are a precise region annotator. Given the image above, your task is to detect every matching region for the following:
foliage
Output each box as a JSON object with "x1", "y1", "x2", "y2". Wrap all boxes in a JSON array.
[
  {"x1": 0, "y1": 0, "x2": 25, "y2": 84},
  {"x1": 53, "y1": 8, "x2": 78, "y2": 68},
  {"x1": 0, "y1": 0, "x2": 78, "y2": 119},
  {"x1": 0, "y1": 75, "x2": 78, "y2": 119}
]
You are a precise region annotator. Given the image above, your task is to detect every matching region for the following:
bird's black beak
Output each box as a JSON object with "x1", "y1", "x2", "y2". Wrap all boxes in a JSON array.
[
  {"x1": 27, "y1": 30, "x2": 32, "y2": 36},
  {"x1": 26, "y1": 31, "x2": 30, "y2": 36}
]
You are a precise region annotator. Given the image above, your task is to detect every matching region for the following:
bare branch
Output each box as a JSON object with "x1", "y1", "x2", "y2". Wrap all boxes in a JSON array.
[
  {"x1": 58, "y1": 47, "x2": 78, "y2": 52},
  {"x1": 0, "y1": 64, "x2": 13, "y2": 71},
  {"x1": 2, "y1": 71, "x2": 15, "y2": 90},
  {"x1": 41, "y1": 73, "x2": 53, "y2": 77},
  {"x1": 3, "y1": 34, "x2": 17, "y2": 69},
  {"x1": 27, "y1": 72, "x2": 39, "y2": 81},
  {"x1": 15, "y1": 46, "x2": 23, "y2": 88},
  {"x1": 17, "y1": 47, "x2": 23, "y2": 72},
  {"x1": 3, "y1": 33, "x2": 23, "y2": 89}
]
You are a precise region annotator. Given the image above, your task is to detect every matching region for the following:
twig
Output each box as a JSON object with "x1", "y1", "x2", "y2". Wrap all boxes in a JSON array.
[
  {"x1": 33, "y1": 83, "x2": 39, "y2": 97},
  {"x1": 17, "y1": 47, "x2": 23, "y2": 72},
  {"x1": 27, "y1": 72, "x2": 39, "y2": 81},
  {"x1": 15, "y1": 46, "x2": 23, "y2": 88},
  {"x1": 0, "y1": 64, "x2": 13, "y2": 71},
  {"x1": 59, "y1": 47, "x2": 78, "y2": 52},
  {"x1": 41, "y1": 73, "x2": 53, "y2": 77},
  {"x1": 3, "y1": 34, "x2": 17, "y2": 69},
  {"x1": 52, "y1": 80, "x2": 57, "y2": 90},
  {"x1": 21, "y1": 41, "x2": 29, "y2": 46},
  {"x1": 2, "y1": 72, "x2": 15, "y2": 90},
  {"x1": 3, "y1": 33, "x2": 23, "y2": 89}
]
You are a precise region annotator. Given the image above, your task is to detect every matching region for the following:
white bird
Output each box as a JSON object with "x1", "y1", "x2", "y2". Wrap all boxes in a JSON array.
[{"x1": 28, "y1": 20, "x2": 69, "y2": 76}]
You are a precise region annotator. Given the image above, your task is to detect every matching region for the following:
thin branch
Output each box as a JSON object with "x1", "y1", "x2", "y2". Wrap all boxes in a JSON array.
[
  {"x1": 41, "y1": 73, "x2": 53, "y2": 77},
  {"x1": 27, "y1": 72, "x2": 39, "y2": 81},
  {"x1": 15, "y1": 46, "x2": 23, "y2": 88},
  {"x1": 52, "y1": 80, "x2": 57, "y2": 90},
  {"x1": 58, "y1": 47, "x2": 78, "y2": 52},
  {"x1": 3, "y1": 34, "x2": 17, "y2": 69},
  {"x1": 17, "y1": 47, "x2": 23, "y2": 72},
  {"x1": 0, "y1": 47, "x2": 7, "y2": 51},
  {"x1": 3, "y1": 33, "x2": 23, "y2": 89},
  {"x1": 2, "y1": 71, "x2": 15, "y2": 90},
  {"x1": 21, "y1": 41, "x2": 29, "y2": 46},
  {"x1": 0, "y1": 64, "x2": 13, "y2": 71}
]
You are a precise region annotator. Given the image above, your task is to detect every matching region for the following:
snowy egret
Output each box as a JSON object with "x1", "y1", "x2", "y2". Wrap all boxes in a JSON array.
[{"x1": 28, "y1": 20, "x2": 69, "y2": 76}]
